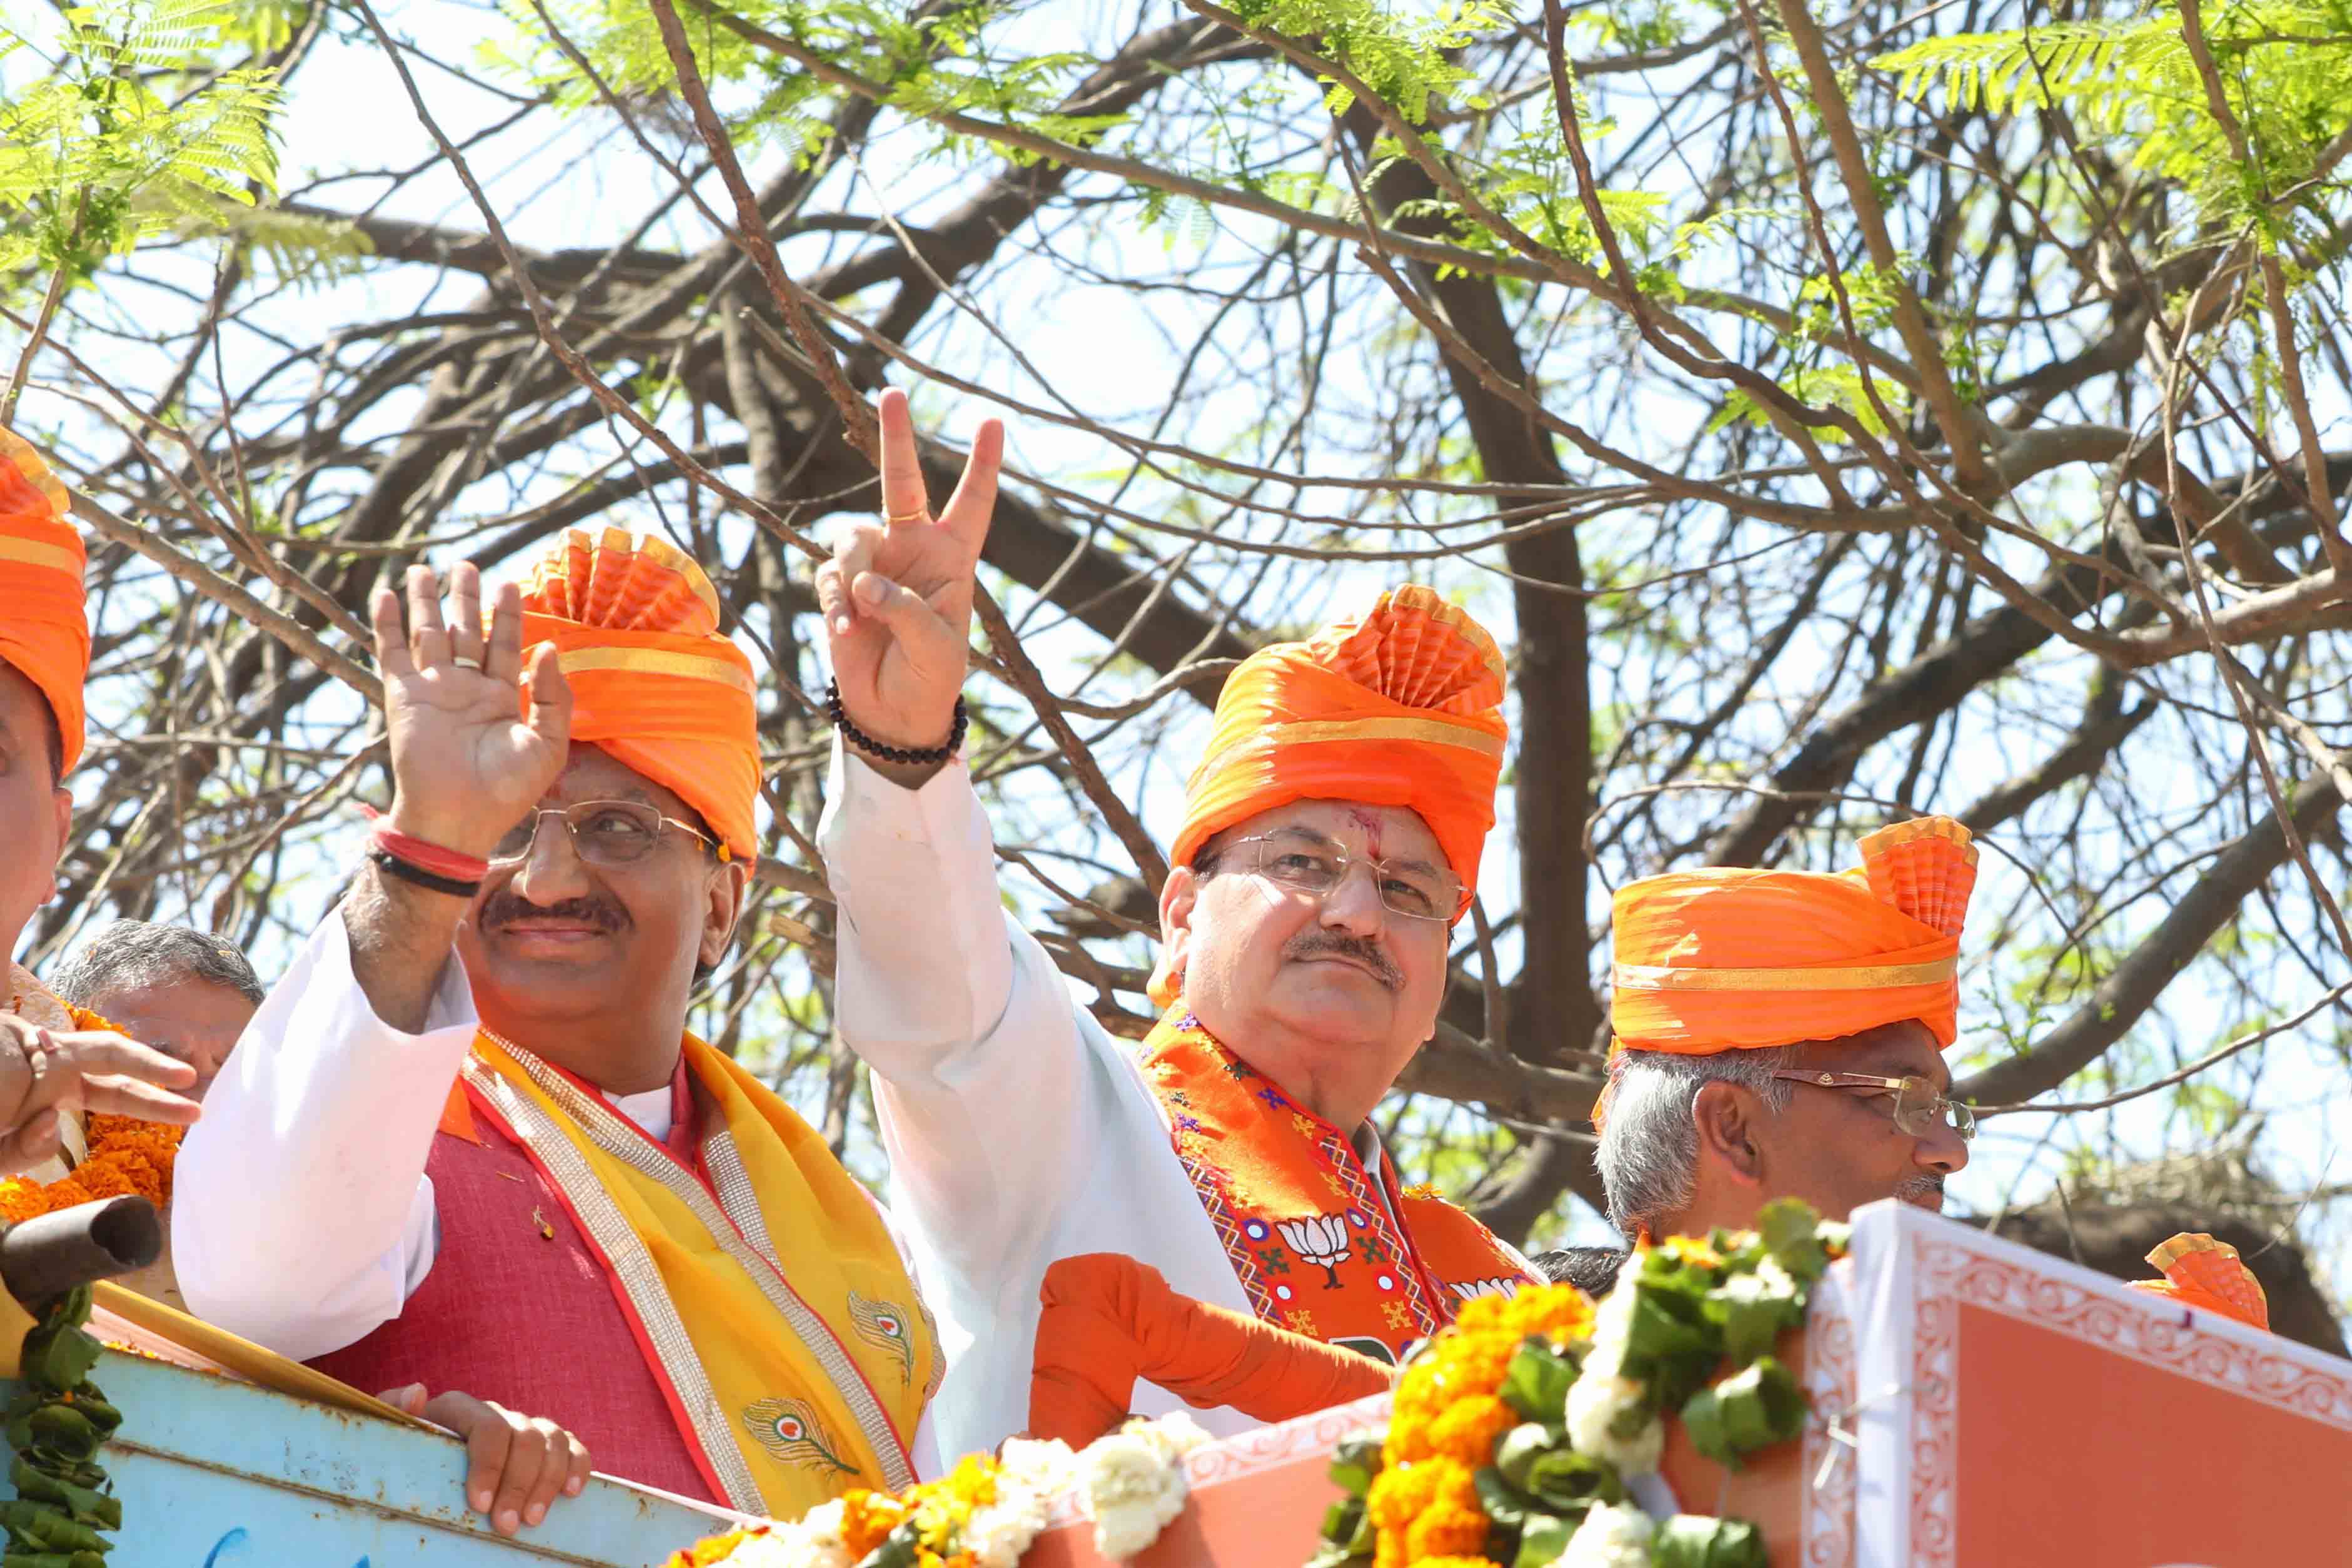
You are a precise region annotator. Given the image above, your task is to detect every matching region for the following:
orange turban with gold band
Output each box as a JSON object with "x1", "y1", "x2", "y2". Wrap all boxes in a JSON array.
[
  {"x1": 0, "y1": 431, "x2": 89, "y2": 773},
  {"x1": 2128, "y1": 1232, "x2": 2269, "y2": 1333},
  {"x1": 1608, "y1": 817, "x2": 1979, "y2": 1075},
  {"x1": 516, "y1": 529, "x2": 760, "y2": 862}
]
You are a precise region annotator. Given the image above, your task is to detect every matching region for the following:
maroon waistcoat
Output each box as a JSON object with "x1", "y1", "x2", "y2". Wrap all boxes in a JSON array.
[{"x1": 310, "y1": 1104, "x2": 722, "y2": 1506}]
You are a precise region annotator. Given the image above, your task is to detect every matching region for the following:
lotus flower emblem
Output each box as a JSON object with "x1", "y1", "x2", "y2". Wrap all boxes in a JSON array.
[{"x1": 1277, "y1": 1213, "x2": 1352, "y2": 1288}]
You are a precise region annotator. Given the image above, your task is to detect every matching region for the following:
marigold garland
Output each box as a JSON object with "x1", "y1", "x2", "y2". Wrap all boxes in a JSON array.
[
  {"x1": 665, "y1": 1413, "x2": 1207, "y2": 1568},
  {"x1": 1314, "y1": 1200, "x2": 1850, "y2": 1568},
  {"x1": 0, "y1": 1115, "x2": 183, "y2": 1223}
]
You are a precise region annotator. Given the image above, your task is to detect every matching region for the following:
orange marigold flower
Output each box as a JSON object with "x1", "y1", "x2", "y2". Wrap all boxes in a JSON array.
[
  {"x1": 1404, "y1": 1501, "x2": 1490, "y2": 1562},
  {"x1": 69, "y1": 1156, "x2": 144, "y2": 1202},
  {"x1": 841, "y1": 1488, "x2": 911, "y2": 1558},
  {"x1": 1412, "y1": 1557, "x2": 1498, "y2": 1568},
  {"x1": 1452, "y1": 1294, "x2": 1511, "y2": 1334},
  {"x1": 1503, "y1": 1283, "x2": 1594, "y2": 1342},
  {"x1": 43, "y1": 1178, "x2": 93, "y2": 1210},
  {"x1": 0, "y1": 1115, "x2": 185, "y2": 1218},
  {"x1": 1425, "y1": 1395, "x2": 1516, "y2": 1467},
  {"x1": 0, "y1": 1180, "x2": 50, "y2": 1223},
  {"x1": 1372, "y1": 1455, "x2": 1474, "y2": 1526},
  {"x1": 663, "y1": 1525, "x2": 764, "y2": 1566},
  {"x1": 1661, "y1": 1234, "x2": 1723, "y2": 1272}
]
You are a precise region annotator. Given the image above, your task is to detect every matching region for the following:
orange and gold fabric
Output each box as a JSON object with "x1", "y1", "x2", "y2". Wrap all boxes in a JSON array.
[
  {"x1": 0, "y1": 430, "x2": 89, "y2": 772},
  {"x1": 2129, "y1": 1232, "x2": 2269, "y2": 1332},
  {"x1": 1029, "y1": 1253, "x2": 1395, "y2": 1447},
  {"x1": 516, "y1": 529, "x2": 761, "y2": 862},
  {"x1": 1138, "y1": 1006, "x2": 1533, "y2": 1365},
  {"x1": 1152, "y1": 586, "x2": 1507, "y2": 1004},
  {"x1": 459, "y1": 1030, "x2": 936, "y2": 1518},
  {"x1": 1608, "y1": 817, "x2": 1979, "y2": 1075}
]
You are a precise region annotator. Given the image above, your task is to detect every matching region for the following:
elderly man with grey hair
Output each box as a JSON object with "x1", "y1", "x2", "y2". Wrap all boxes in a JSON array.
[
  {"x1": 44, "y1": 921, "x2": 266, "y2": 1308},
  {"x1": 55, "y1": 921, "x2": 264, "y2": 1100},
  {"x1": 1591, "y1": 818, "x2": 1982, "y2": 1257}
]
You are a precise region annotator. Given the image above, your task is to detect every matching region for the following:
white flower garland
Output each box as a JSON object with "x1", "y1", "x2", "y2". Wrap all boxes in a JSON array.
[
  {"x1": 1074, "y1": 1412, "x2": 1209, "y2": 1560},
  {"x1": 681, "y1": 1413, "x2": 1209, "y2": 1568}
]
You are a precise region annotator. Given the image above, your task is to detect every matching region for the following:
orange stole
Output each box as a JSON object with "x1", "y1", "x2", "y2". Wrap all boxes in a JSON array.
[{"x1": 1137, "y1": 1007, "x2": 1531, "y2": 1364}]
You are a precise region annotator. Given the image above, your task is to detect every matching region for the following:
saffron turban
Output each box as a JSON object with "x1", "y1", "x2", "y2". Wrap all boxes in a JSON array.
[
  {"x1": 1168, "y1": 583, "x2": 1508, "y2": 899},
  {"x1": 2129, "y1": 1232, "x2": 2269, "y2": 1333},
  {"x1": 517, "y1": 529, "x2": 760, "y2": 862},
  {"x1": 1028, "y1": 1253, "x2": 1395, "y2": 1447},
  {"x1": 0, "y1": 430, "x2": 88, "y2": 772},
  {"x1": 1609, "y1": 816, "x2": 1979, "y2": 1059}
]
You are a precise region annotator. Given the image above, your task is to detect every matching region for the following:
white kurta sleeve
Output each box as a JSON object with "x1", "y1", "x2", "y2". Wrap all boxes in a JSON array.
[
  {"x1": 171, "y1": 907, "x2": 470, "y2": 1361},
  {"x1": 818, "y1": 740, "x2": 1093, "y2": 1282}
]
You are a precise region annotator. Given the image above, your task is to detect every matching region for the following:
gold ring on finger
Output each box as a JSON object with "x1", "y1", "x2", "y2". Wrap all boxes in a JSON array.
[
  {"x1": 452, "y1": 655, "x2": 485, "y2": 671},
  {"x1": 885, "y1": 505, "x2": 931, "y2": 525}
]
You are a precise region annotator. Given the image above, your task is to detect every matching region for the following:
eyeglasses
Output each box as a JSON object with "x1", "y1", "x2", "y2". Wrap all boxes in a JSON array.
[
  {"x1": 1214, "y1": 832, "x2": 1467, "y2": 923},
  {"x1": 490, "y1": 800, "x2": 728, "y2": 867},
  {"x1": 1772, "y1": 1070, "x2": 1977, "y2": 1141}
]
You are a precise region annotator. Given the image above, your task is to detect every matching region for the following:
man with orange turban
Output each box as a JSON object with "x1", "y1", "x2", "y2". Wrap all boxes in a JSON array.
[
  {"x1": 815, "y1": 391, "x2": 1533, "y2": 1465},
  {"x1": 0, "y1": 429, "x2": 203, "y2": 1173},
  {"x1": 1593, "y1": 818, "x2": 1980, "y2": 1248},
  {"x1": 177, "y1": 529, "x2": 945, "y2": 1527}
]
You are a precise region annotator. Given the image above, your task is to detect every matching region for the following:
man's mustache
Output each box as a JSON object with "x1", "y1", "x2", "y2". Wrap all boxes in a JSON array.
[
  {"x1": 477, "y1": 891, "x2": 626, "y2": 934},
  {"x1": 1282, "y1": 931, "x2": 1402, "y2": 990},
  {"x1": 1895, "y1": 1174, "x2": 1946, "y2": 1207}
]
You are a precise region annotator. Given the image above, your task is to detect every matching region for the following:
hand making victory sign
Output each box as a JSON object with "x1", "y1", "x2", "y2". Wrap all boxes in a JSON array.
[{"x1": 816, "y1": 388, "x2": 1003, "y2": 787}]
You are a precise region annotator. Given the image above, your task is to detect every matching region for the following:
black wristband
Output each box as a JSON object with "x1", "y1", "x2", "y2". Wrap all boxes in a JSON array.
[
  {"x1": 369, "y1": 847, "x2": 482, "y2": 899},
  {"x1": 827, "y1": 680, "x2": 968, "y2": 766}
]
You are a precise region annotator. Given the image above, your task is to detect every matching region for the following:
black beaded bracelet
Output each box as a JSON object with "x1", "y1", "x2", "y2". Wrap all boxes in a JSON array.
[
  {"x1": 827, "y1": 680, "x2": 968, "y2": 766},
  {"x1": 369, "y1": 847, "x2": 483, "y2": 899}
]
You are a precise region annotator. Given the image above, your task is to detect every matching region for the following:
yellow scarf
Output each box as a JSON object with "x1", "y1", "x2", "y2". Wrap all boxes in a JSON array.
[
  {"x1": 460, "y1": 1031, "x2": 938, "y2": 1519},
  {"x1": 1138, "y1": 1004, "x2": 1533, "y2": 1365}
]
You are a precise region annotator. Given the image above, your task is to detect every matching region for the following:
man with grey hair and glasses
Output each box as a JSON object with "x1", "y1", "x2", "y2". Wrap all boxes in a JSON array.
[
  {"x1": 1593, "y1": 817, "x2": 1980, "y2": 1254},
  {"x1": 55, "y1": 921, "x2": 265, "y2": 1101},
  {"x1": 48, "y1": 921, "x2": 265, "y2": 1308}
]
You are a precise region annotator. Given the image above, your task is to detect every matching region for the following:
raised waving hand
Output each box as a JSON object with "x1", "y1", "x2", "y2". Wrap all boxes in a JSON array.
[{"x1": 371, "y1": 562, "x2": 572, "y2": 859}]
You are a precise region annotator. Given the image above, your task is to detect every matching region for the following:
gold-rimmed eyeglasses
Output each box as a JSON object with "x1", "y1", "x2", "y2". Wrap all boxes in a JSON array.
[
  {"x1": 1211, "y1": 830, "x2": 1467, "y2": 923},
  {"x1": 1772, "y1": 1070, "x2": 1976, "y2": 1141},
  {"x1": 490, "y1": 800, "x2": 728, "y2": 867}
]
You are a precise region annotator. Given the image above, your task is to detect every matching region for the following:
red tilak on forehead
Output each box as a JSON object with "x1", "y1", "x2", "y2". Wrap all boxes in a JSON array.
[{"x1": 1345, "y1": 808, "x2": 1384, "y2": 857}]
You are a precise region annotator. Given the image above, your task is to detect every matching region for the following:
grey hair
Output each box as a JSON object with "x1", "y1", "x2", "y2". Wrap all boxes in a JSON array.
[
  {"x1": 52, "y1": 921, "x2": 265, "y2": 1009},
  {"x1": 1594, "y1": 1045, "x2": 1798, "y2": 1239}
]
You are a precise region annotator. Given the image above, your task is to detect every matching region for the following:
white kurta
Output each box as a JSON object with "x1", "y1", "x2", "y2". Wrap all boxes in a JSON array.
[
  {"x1": 823, "y1": 743, "x2": 1299, "y2": 1465},
  {"x1": 173, "y1": 911, "x2": 943, "y2": 1475}
]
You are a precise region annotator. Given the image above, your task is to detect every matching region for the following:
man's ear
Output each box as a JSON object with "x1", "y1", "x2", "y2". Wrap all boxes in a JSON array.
[
  {"x1": 699, "y1": 857, "x2": 751, "y2": 970},
  {"x1": 1148, "y1": 863, "x2": 1201, "y2": 1002},
  {"x1": 1691, "y1": 1081, "x2": 1765, "y2": 1188},
  {"x1": 44, "y1": 786, "x2": 69, "y2": 901}
]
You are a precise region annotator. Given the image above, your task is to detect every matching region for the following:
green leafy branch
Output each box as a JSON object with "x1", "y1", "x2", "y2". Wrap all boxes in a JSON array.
[
  {"x1": 1871, "y1": 3, "x2": 2352, "y2": 241},
  {"x1": 0, "y1": 0, "x2": 286, "y2": 420}
]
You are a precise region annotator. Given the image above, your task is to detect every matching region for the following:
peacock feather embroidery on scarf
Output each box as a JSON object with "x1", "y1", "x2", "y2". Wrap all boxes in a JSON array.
[
  {"x1": 846, "y1": 1289, "x2": 917, "y2": 1386},
  {"x1": 914, "y1": 1292, "x2": 946, "y2": 1401},
  {"x1": 741, "y1": 1397, "x2": 854, "y2": 1474}
]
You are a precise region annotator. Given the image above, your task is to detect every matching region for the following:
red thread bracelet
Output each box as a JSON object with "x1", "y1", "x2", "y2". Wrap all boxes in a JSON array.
[{"x1": 360, "y1": 804, "x2": 491, "y2": 881}]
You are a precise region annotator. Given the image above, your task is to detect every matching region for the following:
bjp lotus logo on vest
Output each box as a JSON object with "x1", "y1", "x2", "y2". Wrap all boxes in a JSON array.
[
  {"x1": 1276, "y1": 1213, "x2": 1352, "y2": 1288},
  {"x1": 743, "y1": 1397, "x2": 854, "y2": 1474}
]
